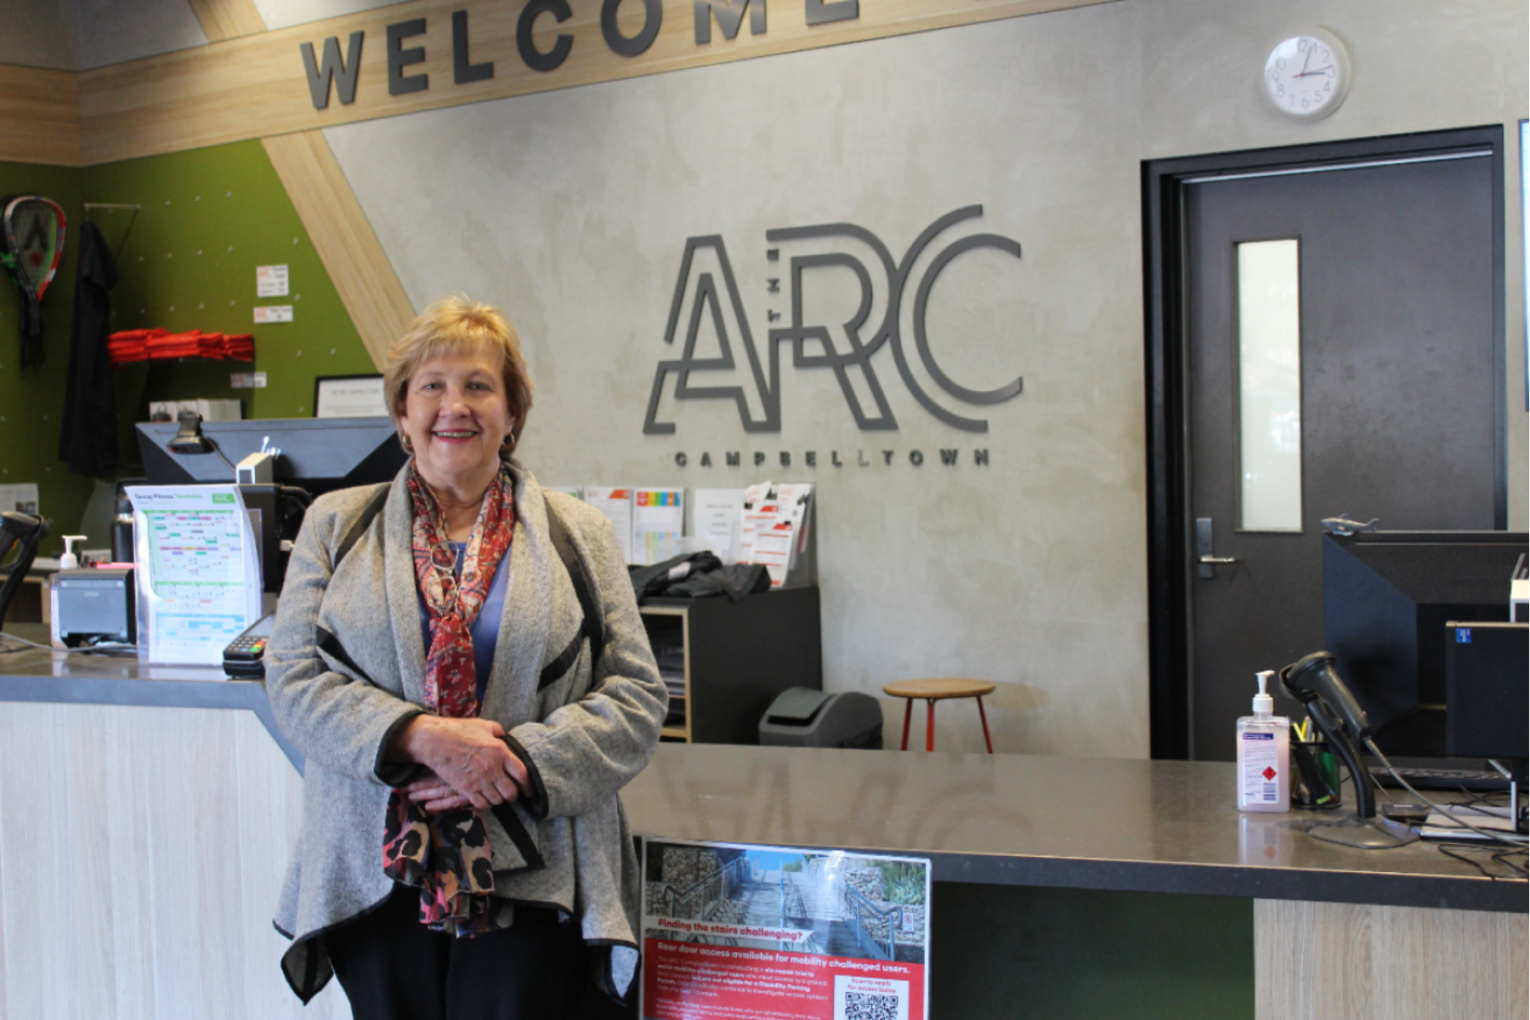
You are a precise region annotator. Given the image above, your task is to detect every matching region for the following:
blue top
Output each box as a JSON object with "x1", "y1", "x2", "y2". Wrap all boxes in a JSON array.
[{"x1": 417, "y1": 541, "x2": 511, "y2": 702}]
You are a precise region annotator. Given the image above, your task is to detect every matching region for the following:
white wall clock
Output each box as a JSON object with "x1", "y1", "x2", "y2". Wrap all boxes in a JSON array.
[{"x1": 1263, "y1": 31, "x2": 1350, "y2": 120}]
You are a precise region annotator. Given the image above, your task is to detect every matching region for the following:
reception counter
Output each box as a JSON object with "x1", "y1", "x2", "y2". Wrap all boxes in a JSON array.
[{"x1": 0, "y1": 640, "x2": 1523, "y2": 1019}]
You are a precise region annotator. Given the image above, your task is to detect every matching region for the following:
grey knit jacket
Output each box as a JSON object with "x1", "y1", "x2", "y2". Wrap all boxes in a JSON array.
[{"x1": 264, "y1": 462, "x2": 667, "y2": 1002}]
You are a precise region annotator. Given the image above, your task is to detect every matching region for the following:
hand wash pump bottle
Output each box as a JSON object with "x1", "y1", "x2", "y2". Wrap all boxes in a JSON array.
[{"x1": 1237, "y1": 670, "x2": 1290, "y2": 812}]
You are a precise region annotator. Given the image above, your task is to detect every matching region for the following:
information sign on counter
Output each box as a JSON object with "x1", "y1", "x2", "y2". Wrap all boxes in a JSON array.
[
  {"x1": 642, "y1": 839, "x2": 930, "y2": 1020},
  {"x1": 126, "y1": 485, "x2": 263, "y2": 665}
]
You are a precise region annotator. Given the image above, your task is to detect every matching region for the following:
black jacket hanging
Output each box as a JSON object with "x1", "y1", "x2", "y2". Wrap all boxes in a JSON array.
[{"x1": 58, "y1": 220, "x2": 121, "y2": 479}]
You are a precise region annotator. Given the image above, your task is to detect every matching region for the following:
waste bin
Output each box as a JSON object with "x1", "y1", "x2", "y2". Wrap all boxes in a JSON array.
[{"x1": 758, "y1": 687, "x2": 883, "y2": 749}]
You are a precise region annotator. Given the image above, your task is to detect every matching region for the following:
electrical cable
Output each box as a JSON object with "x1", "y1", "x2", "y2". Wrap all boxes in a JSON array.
[
  {"x1": 1364, "y1": 737, "x2": 1527, "y2": 848},
  {"x1": 204, "y1": 436, "x2": 239, "y2": 477},
  {"x1": 1435, "y1": 842, "x2": 1528, "y2": 879},
  {"x1": 0, "y1": 631, "x2": 138, "y2": 656}
]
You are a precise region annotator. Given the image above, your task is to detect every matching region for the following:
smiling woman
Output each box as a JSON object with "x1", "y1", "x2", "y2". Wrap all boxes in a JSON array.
[
  {"x1": 263, "y1": 294, "x2": 667, "y2": 1019},
  {"x1": 386, "y1": 298, "x2": 533, "y2": 539}
]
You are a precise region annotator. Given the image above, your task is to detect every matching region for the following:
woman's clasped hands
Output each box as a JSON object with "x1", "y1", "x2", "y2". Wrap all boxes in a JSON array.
[{"x1": 391, "y1": 714, "x2": 529, "y2": 813}]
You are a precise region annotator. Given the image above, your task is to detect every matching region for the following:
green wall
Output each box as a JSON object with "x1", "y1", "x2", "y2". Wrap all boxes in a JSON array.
[
  {"x1": 0, "y1": 141, "x2": 378, "y2": 553},
  {"x1": 0, "y1": 159, "x2": 96, "y2": 554},
  {"x1": 79, "y1": 140, "x2": 377, "y2": 422}
]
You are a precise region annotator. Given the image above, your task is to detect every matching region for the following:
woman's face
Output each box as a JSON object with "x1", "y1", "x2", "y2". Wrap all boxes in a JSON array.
[{"x1": 399, "y1": 348, "x2": 515, "y2": 494}]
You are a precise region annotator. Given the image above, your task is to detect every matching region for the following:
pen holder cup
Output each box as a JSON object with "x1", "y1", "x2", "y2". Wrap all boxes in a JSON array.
[{"x1": 1291, "y1": 737, "x2": 1341, "y2": 809}]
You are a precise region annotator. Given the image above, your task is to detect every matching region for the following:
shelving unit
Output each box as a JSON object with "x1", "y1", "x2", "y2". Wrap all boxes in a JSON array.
[{"x1": 641, "y1": 586, "x2": 822, "y2": 745}]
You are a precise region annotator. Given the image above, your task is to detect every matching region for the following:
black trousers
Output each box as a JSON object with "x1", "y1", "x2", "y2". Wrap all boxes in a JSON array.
[{"x1": 325, "y1": 886, "x2": 591, "y2": 1020}]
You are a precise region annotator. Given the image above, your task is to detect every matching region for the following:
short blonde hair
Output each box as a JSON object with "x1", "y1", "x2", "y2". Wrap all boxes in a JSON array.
[{"x1": 384, "y1": 295, "x2": 534, "y2": 457}]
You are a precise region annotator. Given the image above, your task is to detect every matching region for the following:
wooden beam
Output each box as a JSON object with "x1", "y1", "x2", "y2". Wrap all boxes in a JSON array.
[
  {"x1": 80, "y1": 0, "x2": 1114, "y2": 165},
  {"x1": 0, "y1": 64, "x2": 81, "y2": 167},
  {"x1": 191, "y1": 0, "x2": 412, "y2": 369},
  {"x1": 186, "y1": 0, "x2": 268, "y2": 42},
  {"x1": 262, "y1": 131, "x2": 415, "y2": 370}
]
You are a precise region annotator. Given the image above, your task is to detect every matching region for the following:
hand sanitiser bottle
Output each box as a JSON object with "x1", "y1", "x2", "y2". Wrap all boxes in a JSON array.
[{"x1": 1237, "y1": 670, "x2": 1290, "y2": 812}]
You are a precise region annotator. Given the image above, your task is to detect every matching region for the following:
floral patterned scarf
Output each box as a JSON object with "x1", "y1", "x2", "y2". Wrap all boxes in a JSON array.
[{"x1": 381, "y1": 463, "x2": 516, "y2": 936}]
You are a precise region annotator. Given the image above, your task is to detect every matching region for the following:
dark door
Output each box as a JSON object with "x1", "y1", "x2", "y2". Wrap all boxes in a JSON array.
[{"x1": 1183, "y1": 151, "x2": 1502, "y2": 761}]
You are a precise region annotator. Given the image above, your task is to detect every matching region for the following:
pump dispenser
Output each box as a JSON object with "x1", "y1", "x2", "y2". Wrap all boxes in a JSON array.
[
  {"x1": 59, "y1": 535, "x2": 87, "y2": 570},
  {"x1": 1237, "y1": 670, "x2": 1290, "y2": 812}
]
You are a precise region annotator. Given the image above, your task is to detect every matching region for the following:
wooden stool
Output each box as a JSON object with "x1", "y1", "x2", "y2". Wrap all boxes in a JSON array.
[{"x1": 882, "y1": 678, "x2": 996, "y2": 753}]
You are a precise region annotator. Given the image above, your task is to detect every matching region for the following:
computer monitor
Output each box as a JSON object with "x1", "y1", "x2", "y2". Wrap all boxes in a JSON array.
[
  {"x1": 1445, "y1": 621, "x2": 1529, "y2": 761},
  {"x1": 1324, "y1": 531, "x2": 1528, "y2": 759},
  {"x1": 135, "y1": 416, "x2": 405, "y2": 592},
  {"x1": 135, "y1": 416, "x2": 405, "y2": 497}
]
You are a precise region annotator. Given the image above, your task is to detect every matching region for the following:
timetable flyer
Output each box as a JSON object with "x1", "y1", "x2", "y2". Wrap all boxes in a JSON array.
[
  {"x1": 641, "y1": 839, "x2": 930, "y2": 1020},
  {"x1": 126, "y1": 485, "x2": 263, "y2": 665}
]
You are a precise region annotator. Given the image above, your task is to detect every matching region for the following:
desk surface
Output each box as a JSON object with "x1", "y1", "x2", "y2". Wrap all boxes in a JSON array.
[
  {"x1": 623, "y1": 743, "x2": 1527, "y2": 913},
  {"x1": 1, "y1": 637, "x2": 1521, "y2": 914}
]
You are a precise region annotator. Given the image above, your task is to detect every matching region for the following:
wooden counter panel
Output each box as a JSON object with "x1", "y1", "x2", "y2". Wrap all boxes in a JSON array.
[
  {"x1": 0, "y1": 703, "x2": 351, "y2": 1020},
  {"x1": 1255, "y1": 899, "x2": 1528, "y2": 1020}
]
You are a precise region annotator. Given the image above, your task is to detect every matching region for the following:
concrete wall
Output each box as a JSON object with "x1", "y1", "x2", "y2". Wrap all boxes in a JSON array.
[
  {"x1": 73, "y1": 0, "x2": 206, "y2": 69},
  {"x1": 321, "y1": 0, "x2": 1527, "y2": 756},
  {"x1": 0, "y1": 0, "x2": 77, "y2": 69},
  {"x1": 0, "y1": 0, "x2": 208, "y2": 70},
  {"x1": 252, "y1": 0, "x2": 402, "y2": 32}
]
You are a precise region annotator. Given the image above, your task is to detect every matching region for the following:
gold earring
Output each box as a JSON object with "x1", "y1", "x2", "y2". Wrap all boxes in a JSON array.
[{"x1": 401, "y1": 434, "x2": 414, "y2": 452}]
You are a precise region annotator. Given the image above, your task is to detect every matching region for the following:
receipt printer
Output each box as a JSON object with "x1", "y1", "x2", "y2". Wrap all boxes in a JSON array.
[
  {"x1": 51, "y1": 568, "x2": 135, "y2": 647},
  {"x1": 758, "y1": 687, "x2": 883, "y2": 749}
]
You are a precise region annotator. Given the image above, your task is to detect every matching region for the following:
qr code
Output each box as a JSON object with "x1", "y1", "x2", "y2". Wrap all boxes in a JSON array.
[
  {"x1": 834, "y1": 974, "x2": 908, "y2": 1020},
  {"x1": 843, "y1": 991, "x2": 900, "y2": 1020}
]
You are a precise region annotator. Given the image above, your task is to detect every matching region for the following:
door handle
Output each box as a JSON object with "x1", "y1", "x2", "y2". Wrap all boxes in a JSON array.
[{"x1": 1195, "y1": 518, "x2": 1239, "y2": 579}]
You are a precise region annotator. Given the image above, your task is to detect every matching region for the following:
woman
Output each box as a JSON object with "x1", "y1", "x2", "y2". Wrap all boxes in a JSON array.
[{"x1": 265, "y1": 295, "x2": 667, "y2": 1019}]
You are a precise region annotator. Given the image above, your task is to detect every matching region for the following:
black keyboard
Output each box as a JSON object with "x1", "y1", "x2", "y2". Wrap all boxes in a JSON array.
[{"x1": 1373, "y1": 766, "x2": 1511, "y2": 791}]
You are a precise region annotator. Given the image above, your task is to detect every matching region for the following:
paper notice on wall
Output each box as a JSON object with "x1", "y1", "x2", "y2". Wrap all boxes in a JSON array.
[
  {"x1": 584, "y1": 488, "x2": 634, "y2": 564},
  {"x1": 253, "y1": 305, "x2": 293, "y2": 324},
  {"x1": 546, "y1": 487, "x2": 584, "y2": 500},
  {"x1": 256, "y1": 264, "x2": 289, "y2": 297},
  {"x1": 641, "y1": 839, "x2": 931, "y2": 1020},
  {"x1": 690, "y1": 488, "x2": 746, "y2": 564},
  {"x1": 633, "y1": 489, "x2": 684, "y2": 566},
  {"x1": 0, "y1": 483, "x2": 40, "y2": 514},
  {"x1": 230, "y1": 371, "x2": 268, "y2": 389},
  {"x1": 125, "y1": 484, "x2": 264, "y2": 665}
]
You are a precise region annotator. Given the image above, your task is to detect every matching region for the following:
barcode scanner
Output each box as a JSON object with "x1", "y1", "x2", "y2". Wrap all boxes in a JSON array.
[
  {"x1": 1279, "y1": 651, "x2": 1373, "y2": 742},
  {"x1": 0, "y1": 512, "x2": 48, "y2": 629},
  {"x1": 1279, "y1": 650, "x2": 1417, "y2": 849}
]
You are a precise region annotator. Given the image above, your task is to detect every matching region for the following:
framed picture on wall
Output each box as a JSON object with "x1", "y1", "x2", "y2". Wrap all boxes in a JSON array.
[{"x1": 314, "y1": 374, "x2": 387, "y2": 418}]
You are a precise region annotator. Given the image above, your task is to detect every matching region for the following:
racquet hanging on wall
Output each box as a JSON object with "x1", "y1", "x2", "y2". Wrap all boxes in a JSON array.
[{"x1": 0, "y1": 196, "x2": 67, "y2": 368}]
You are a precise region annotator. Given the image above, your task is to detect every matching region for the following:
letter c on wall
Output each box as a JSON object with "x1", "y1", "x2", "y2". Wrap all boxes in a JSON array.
[
  {"x1": 911, "y1": 233, "x2": 1024, "y2": 405},
  {"x1": 602, "y1": 0, "x2": 663, "y2": 56},
  {"x1": 518, "y1": 0, "x2": 574, "y2": 72}
]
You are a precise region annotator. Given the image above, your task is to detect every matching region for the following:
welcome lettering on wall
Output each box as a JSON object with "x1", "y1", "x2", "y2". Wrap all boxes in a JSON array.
[{"x1": 301, "y1": 0, "x2": 861, "y2": 107}]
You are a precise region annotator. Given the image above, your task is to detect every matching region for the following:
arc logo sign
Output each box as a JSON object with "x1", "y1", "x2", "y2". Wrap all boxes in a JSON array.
[{"x1": 643, "y1": 206, "x2": 1025, "y2": 435}]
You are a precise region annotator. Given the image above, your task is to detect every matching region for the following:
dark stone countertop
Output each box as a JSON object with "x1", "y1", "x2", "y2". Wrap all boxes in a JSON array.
[
  {"x1": 622, "y1": 743, "x2": 1527, "y2": 913},
  {"x1": 1, "y1": 633, "x2": 1520, "y2": 913}
]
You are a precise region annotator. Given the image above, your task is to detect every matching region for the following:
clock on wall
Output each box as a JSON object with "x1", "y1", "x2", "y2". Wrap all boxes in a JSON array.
[{"x1": 1262, "y1": 31, "x2": 1350, "y2": 121}]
